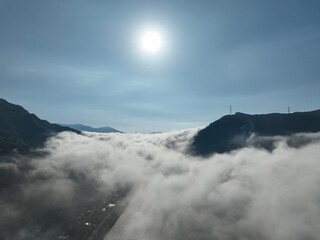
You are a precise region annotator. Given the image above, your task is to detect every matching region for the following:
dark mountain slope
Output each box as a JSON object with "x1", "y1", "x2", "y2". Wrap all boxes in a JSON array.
[
  {"x1": 0, "y1": 98, "x2": 79, "y2": 154},
  {"x1": 191, "y1": 110, "x2": 320, "y2": 156},
  {"x1": 60, "y1": 124, "x2": 122, "y2": 133}
]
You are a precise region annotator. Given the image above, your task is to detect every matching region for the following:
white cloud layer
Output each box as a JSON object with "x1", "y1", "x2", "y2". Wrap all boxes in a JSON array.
[{"x1": 1, "y1": 129, "x2": 320, "y2": 240}]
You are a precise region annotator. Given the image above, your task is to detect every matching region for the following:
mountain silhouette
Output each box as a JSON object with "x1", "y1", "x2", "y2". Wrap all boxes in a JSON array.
[
  {"x1": 0, "y1": 98, "x2": 79, "y2": 155},
  {"x1": 60, "y1": 124, "x2": 122, "y2": 133},
  {"x1": 191, "y1": 110, "x2": 320, "y2": 156}
]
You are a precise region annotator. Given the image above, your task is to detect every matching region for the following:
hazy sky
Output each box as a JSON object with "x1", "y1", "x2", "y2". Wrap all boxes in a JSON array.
[{"x1": 1, "y1": 0, "x2": 320, "y2": 132}]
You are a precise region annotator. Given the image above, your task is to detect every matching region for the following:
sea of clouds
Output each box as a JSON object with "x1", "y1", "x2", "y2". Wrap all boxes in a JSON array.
[{"x1": 1, "y1": 129, "x2": 320, "y2": 240}]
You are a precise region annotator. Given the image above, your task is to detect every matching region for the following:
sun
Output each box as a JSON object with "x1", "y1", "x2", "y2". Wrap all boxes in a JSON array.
[{"x1": 141, "y1": 31, "x2": 162, "y2": 53}]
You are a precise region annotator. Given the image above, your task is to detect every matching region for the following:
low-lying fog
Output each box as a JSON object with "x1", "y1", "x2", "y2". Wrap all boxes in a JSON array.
[{"x1": 1, "y1": 129, "x2": 320, "y2": 240}]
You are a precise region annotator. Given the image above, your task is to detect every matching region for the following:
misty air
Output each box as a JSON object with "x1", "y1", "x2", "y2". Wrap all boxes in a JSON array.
[{"x1": 1, "y1": 1, "x2": 320, "y2": 240}]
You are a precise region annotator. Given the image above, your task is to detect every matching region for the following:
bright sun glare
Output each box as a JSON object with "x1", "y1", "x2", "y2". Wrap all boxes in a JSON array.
[{"x1": 141, "y1": 31, "x2": 162, "y2": 53}]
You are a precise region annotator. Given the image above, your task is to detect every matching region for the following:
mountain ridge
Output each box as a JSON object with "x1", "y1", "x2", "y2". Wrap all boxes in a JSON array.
[
  {"x1": 59, "y1": 124, "x2": 122, "y2": 133},
  {"x1": 191, "y1": 109, "x2": 320, "y2": 156},
  {"x1": 0, "y1": 98, "x2": 79, "y2": 155}
]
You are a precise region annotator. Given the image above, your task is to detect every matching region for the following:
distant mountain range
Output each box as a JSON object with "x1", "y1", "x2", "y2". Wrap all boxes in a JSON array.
[
  {"x1": 191, "y1": 110, "x2": 320, "y2": 156},
  {"x1": 59, "y1": 124, "x2": 122, "y2": 133},
  {"x1": 0, "y1": 98, "x2": 79, "y2": 155}
]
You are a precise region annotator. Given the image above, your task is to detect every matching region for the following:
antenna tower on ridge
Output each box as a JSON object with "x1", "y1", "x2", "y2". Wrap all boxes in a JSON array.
[
  {"x1": 230, "y1": 105, "x2": 232, "y2": 115},
  {"x1": 288, "y1": 106, "x2": 290, "y2": 114}
]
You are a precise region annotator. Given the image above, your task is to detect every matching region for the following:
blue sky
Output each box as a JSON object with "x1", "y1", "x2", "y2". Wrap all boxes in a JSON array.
[{"x1": 1, "y1": 0, "x2": 320, "y2": 132}]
